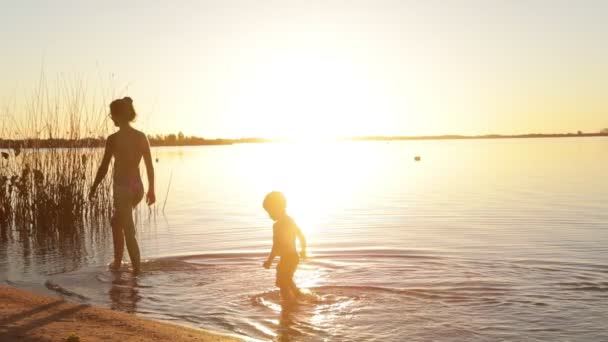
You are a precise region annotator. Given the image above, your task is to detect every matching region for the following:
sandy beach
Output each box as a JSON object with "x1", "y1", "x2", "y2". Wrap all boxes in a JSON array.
[{"x1": 0, "y1": 286, "x2": 241, "y2": 342}]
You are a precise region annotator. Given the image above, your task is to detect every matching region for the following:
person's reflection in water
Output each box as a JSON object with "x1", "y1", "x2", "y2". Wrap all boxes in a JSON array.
[
  {"x1": 276, "y1": 304, "x2": 303, "y2": 342},
  {"x1": 108, "y1": 270, "x2": 140, "y2": 313}
]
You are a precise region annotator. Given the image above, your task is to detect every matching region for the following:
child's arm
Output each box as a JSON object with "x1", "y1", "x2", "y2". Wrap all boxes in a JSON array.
[
  {"x1": 89, "y1": 137, "x2": 113, "y2": 199},
  {"x1": 263, "y1": 225, "x2": 278, "y2": 268},
  {"x1": 296, "y1": 226, "x2": 307, "y2": 259},
  {"x1": 263, "y1": 249, "x2": 276, "y2": 269}
]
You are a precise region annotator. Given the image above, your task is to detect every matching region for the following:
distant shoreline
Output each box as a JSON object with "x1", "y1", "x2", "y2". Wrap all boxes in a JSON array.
[
  {"x1": 346, "y1": 132, "x2": 608, "y2": 141},
  {"x1": 0, "y1": 133, "x2": 606, "y2": 149}
]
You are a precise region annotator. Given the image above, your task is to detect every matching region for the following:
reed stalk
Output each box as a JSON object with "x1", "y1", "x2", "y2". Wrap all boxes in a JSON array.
[{"x1": 0, "y1": 73, "x2": 115, "y2": 241}]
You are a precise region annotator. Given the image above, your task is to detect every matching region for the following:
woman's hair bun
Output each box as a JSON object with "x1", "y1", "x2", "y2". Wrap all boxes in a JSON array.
[{"x1": 110, "y1": 96, "x2": 137, "y2": 122}]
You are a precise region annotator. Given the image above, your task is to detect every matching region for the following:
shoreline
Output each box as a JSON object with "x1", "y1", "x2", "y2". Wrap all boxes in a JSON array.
[
  {"x1": 0, "y1": 133, "x2": 606, "y2": 149},
  {"x1": 0, "y1": 285, "x2": 242, "y2": 342}
]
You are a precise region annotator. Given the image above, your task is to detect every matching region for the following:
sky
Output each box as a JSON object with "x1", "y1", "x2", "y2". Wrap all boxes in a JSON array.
[{"x1": 1, "y1": 0, "x2": 607, "y2": 139}]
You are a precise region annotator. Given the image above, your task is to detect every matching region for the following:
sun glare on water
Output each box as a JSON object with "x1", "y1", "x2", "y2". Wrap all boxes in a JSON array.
[{"x1": 238, "y1": 141, "x2": 396, "y2": 239}]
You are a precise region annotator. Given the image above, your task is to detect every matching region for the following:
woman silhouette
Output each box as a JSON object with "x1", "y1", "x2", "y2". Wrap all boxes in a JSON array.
[{"x1": 90, "y1": 97, "x2": 155, "y2": 274}]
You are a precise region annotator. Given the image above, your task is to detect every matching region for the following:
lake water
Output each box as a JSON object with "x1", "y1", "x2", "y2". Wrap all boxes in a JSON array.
[{"x1": 2, "y1": 138, "x2": 608, "y2": 341}]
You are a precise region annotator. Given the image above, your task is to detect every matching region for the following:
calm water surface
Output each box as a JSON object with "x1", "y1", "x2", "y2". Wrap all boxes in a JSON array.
[{"x1": 2, "y1": 138, "x2": 608, "y2": 341}]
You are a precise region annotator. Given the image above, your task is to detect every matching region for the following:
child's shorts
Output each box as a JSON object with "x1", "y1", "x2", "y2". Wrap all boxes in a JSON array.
[{"x1": 276, "y1": 254, "x2": 299, "y2": 287}]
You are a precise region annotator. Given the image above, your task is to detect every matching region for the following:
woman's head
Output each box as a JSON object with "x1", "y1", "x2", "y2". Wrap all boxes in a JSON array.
[{"x1": 110, "y1": 97, "x2": 137, "y2": 126}]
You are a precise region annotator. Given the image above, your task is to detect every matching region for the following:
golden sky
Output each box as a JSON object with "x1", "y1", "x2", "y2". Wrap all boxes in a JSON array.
[{"x1": 1, "y1": 1, "x2": 607, "y2": 138}]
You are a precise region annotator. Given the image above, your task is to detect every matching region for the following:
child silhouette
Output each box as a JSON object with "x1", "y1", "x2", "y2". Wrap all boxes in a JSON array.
[{"x1": 262, "y1": 192, "x2": 307, "y2": 304}]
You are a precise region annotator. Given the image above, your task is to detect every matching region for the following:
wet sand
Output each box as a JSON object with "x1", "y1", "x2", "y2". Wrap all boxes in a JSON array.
[{"x1": 0, "y1": 285, "x2": 241, "y2": 342}]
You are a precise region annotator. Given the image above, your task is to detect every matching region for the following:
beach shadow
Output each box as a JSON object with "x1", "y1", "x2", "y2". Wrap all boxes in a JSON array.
[
  {"x1": 0, "y1": 333, "x2": 44, "y2": 342},
  {"x1": 0, "y1": 302, "x2": 88, "y2": 341},
  {"x1": 0, "y1": 300, "x2": 63, "y2": 326}
]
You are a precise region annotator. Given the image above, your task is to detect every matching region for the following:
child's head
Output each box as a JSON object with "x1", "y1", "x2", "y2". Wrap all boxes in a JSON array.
[
  {"x1": 110, "y1": 97, "x2": 137, "y2": 126},
  {"x1": 263, "y1": 191, "x2": 287, "y2": 221}
]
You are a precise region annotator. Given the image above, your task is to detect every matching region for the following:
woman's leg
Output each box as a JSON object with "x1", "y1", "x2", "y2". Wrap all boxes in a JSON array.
[
  {"x1": 110, "y1": 216, "x2": 125, "y2": 269},
  {"x1": 114, "y1": 186, "x2": 142, "y2": 273},
  {"x1": 120, "y1": 206, "x2": 141, "y2": 273}
]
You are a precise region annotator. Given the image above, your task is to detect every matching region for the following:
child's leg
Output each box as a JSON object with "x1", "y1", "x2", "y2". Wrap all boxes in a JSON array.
[
  {"x1": 288, "y1": 278, "x2": 302, "y2": 297},
  {"x1": 276, "y1": 262, "x2": 296, "y2": 303},
  {"x1": 287, "y1": 258, "x2": 301, "y2": 297},
  {"x1": 110, "y1": 216, "x2": 125, "y2": 269},
  {"x1": 279, "y1": 284, "x2": 294, "y2": 303}
]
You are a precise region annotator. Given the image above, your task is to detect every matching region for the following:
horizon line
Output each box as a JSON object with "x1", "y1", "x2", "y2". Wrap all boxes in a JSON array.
[{"x1": 1, "y1": 131, "x2": 607, "y2": 148}]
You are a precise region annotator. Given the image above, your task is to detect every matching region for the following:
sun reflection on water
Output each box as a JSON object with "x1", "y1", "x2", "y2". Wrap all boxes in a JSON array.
[
  {"x1": 310, "y1": 296, "x2": 357, "y2": 332},
  {"x1": 239, "y1": 141, "x2": 398, "y2": 238}
]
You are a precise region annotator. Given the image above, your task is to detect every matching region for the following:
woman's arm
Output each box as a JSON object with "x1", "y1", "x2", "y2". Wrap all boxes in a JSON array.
[
  {"x1": 89, "y1": 137, "x2": 113, "y2": 199},
  {"x1": 142, "y1": 134, "x2": 156, "y2": 205}
]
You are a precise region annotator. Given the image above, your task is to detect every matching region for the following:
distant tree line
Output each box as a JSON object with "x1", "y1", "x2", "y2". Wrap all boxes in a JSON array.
[
  {"x1": 1, "y1": 130, "x2": 607, "y2": 149},
  {"x1": 349, "y1": 131, "x2": 608, "y2": 142},
  {"x1": 146, "y1": 132, "x2": 268, "y2": 146},
  {"x1": 0, "y1": 133, "x2": 269, "y2": 149}
]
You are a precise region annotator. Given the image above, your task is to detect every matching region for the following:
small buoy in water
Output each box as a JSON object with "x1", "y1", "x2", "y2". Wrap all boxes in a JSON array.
[{"x1": 414, "y1": 156, "x2": 421, "y2": 161}]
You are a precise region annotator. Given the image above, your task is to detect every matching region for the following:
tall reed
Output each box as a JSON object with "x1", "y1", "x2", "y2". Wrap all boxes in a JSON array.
[{"x1": 0, "y1": 73, "x2": 116, "y2": 242}]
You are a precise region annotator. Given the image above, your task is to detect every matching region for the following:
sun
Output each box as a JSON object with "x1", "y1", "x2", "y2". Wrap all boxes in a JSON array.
[{"x1": 222, "y1": 49, "x2": 397, "y2": 140}]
